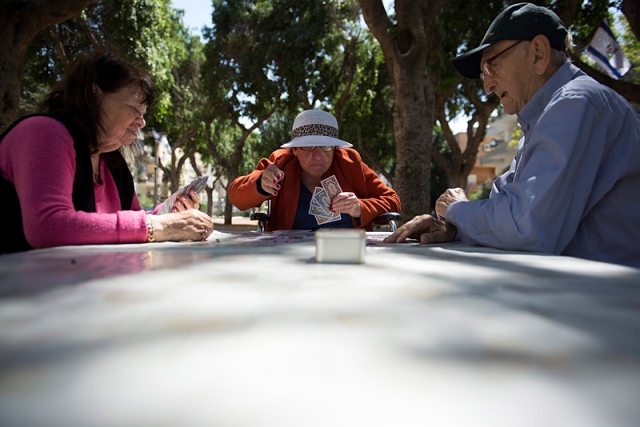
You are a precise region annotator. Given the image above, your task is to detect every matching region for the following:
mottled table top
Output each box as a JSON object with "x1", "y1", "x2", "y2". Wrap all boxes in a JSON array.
[{"x1": 1, "y1": 231, "x2": 639, "y2": 427}]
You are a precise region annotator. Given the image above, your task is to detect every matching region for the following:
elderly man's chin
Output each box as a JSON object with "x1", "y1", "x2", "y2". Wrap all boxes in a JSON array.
[{"x1": 500, "y1": 101, "x2": 518, "y2": 116}]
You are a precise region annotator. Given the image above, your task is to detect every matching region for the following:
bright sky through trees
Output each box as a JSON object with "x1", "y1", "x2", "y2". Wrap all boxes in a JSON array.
[{"x1": 172, "y1": 0, "x2": 469, "y2": 133}]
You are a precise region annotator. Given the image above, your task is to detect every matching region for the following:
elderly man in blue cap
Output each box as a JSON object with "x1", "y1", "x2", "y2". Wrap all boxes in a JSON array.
[{"x1": 385, "y1": 3, "x2": 640, "y2": 268}]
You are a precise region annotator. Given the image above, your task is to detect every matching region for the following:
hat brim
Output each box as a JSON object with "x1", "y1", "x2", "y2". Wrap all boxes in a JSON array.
[
  {"x1": 451, "y1": 42, "x2": 494, "y2": 79},
  {"x1": 281, "y1": 135, "x2": 353, "y2": 149}
]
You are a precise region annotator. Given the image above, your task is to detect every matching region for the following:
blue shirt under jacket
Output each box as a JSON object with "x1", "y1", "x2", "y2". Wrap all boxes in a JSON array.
[{"x1": 446, "y1": 63, "x2": 640, "y2": 268}]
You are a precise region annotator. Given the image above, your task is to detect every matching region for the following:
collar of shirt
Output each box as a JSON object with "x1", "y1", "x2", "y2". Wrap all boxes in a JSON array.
[{"x1": 517, "y1": 63, "x2": 583, "y2": 133}]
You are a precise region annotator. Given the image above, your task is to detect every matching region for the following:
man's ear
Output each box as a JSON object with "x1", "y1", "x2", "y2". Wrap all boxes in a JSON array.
[{"x1": 530, "y1": 35, "x2": 552, "y2": 76}]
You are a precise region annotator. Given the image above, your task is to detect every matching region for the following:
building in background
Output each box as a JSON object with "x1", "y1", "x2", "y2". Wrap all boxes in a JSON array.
[{"x1": 455, "y1": 114, "x2": 518, "y2": 193}]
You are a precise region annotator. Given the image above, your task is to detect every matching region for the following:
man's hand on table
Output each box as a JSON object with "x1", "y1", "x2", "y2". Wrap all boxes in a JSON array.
[{"x1": 383, "y1": 214, "x2": 457, "y2": 244}]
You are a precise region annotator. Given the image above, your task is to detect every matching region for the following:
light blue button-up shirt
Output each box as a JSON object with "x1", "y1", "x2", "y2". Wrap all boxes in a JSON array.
[{"x1": 447, "y1": 63, "x2": 640, "y2": 268}]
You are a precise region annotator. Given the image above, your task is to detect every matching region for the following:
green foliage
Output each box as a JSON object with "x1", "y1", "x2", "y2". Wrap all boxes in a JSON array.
[
  {"x1": 137, "y1": 194, "x2": 155, "y2": 210},
  {"x1": 338, "y1": 32, "x2": 396, "y2": 176},
  {"x1": 255, "y1": 112, "x2": 294, "y2": 160},
  {"x1": 561, "y1": 0, "x2": 613, "y2": 44},
  {"x1": 17, "y1": 0, "x2": 637, "y2": 204},
  {"x1": 468, "y1": 183, "x2": 492, "y2": 200},
  {"x1": 433, "y1": 0, "x2": 628, "y2": 122},
  {"x1": 434, "y1": 0, "x2": 509, "y2": 123},
  {"x1": 619, "y1": 13, "x2": 640, "y2": 85},
  {"x1": 85, "y1": 0, "x2": 197, "y2": 126},
  {"x1": 509, "y1": 126, "x2": 522, "y2": 146},
  {"x1": 202, "y1": 0, "x2": 359, "y2": 119},
  {"x1": 19, "y1": 0, "x2": 196, "y2": 135},
  {"x1": 200, "y1": 0, "x2": 385, "y2": 186}
]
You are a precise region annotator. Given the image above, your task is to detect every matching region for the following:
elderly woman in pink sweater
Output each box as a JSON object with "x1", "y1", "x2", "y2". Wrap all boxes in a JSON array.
[{"x1": 0, "y1": 48, "x2": 213, "y2": 254}]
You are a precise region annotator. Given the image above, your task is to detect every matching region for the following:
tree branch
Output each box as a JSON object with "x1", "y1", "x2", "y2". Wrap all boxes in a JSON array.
[
  {"x1": 622, "y1": 0, "x2": 639, "y2": 40},
  {"x1": 189, "y1": 153, "x2": 202, "y2": 177},
  {"x1": 354, "y1": 115, "x2": 394, "y2": 187},
  {"x1": 356, "y1": 0, "x2": 397, "y2": 80},
  {"x1": 77, "y1": 12, "x2": 100, "y2": 47},
  {"x1": 435, "y1": 90, "x2": 461, "y2": 162},
  {"x1": 49, "y1": 25, "x2": 70, "y2": 67},
  {"x1": 356, "y1": 0, "x2": 394, "y2": 49},
  {"x1": 554, "y1": 0, "x2": 578, "y2": 27},
  {"x1": 570, "y1": 53, "x2": 640, "y2": 105},
  {"x1": 333, "y1": 37, "x2": 358, "y2": 121}
]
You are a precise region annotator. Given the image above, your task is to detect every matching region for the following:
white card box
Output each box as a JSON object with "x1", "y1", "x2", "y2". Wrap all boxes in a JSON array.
[{"x1": 315, "y1": 229, "x2": 366, "y2": 264}]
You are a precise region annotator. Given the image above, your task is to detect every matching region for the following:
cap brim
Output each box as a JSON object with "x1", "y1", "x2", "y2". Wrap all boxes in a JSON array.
[
  {"x1": 281, "y1": 135, "x2": 353, "y2": 149},
  {"x1": 451, "y1": 42, "x2": 492, "y2": 79}
]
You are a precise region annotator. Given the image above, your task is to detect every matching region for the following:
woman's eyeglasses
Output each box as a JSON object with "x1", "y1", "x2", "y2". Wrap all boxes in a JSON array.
[
  {"x1": 480, "y1": 40, "x2": 523, "y2": 81},
  {"x1": 298, "y1": 146, "x2": 336, "y2": 152}
]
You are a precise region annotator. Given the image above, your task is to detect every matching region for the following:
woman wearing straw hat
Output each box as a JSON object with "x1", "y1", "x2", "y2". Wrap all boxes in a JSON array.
[{"x1": 229, "y1": 110, "x2": 401, "y2": 231}]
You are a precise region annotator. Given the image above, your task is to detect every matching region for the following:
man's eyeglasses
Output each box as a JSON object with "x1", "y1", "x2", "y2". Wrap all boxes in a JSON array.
[
  {"x1": 480, "y1": 40, "x2": 523, "y2": 81},
  {"x1": 298, "y1": 146, "x2": 336, "y2": 152}
]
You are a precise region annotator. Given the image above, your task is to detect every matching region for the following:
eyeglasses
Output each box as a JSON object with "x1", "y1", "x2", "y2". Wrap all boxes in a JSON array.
[
  {"x1": 480, "y1": 40, "x2": 523, "y2": 81},
  {"x1": 298, "y1": 146, "x2": 336, "y2": 152}
]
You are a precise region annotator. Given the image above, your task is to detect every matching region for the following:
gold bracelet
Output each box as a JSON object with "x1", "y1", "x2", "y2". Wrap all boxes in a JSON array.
[{"x1": 146, "y1": 215, "x2": 156, "y2": 243}]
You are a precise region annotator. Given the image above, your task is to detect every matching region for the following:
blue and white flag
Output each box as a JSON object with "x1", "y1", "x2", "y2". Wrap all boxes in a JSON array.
[
  {"x1": 151, "y1": 128, "x2": 171, "y2": 151},
  {"x1": 586, "y1": 20, "x2": 631, "y2": 79}
]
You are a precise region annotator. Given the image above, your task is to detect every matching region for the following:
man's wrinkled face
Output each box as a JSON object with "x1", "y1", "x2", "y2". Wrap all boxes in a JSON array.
[{"x1": 480, "y1": 40, "x2": 532, "y2": 116}]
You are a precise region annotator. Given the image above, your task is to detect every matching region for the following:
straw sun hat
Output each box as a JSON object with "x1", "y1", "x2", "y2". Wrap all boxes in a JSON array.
[{"x1": 280, "y1": 110, "x2": 353, "y2": 149}]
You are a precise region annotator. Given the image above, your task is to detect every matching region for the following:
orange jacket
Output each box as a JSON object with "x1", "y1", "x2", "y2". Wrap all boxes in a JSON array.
[{"x1": 229, "y1": 148, "x2": 401, "y2": 231}]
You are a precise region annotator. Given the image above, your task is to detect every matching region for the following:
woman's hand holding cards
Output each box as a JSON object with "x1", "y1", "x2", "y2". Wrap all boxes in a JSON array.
[
  {"x1": 171, "y1": 190, "x2": 200, "y2": 213},
  {"x1": 330, "y1": 192, "x2": 362, "y2": 218}
]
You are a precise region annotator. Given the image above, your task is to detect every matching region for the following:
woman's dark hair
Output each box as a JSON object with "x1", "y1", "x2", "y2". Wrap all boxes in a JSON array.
[{"x1": 39, "y1": 48, "x2": 157, "y2": 154}]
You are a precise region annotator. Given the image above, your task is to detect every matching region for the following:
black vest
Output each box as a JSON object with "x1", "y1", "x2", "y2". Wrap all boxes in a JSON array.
[{"x1": 0, "y1": 113, "x2": 135, "y2": 254}]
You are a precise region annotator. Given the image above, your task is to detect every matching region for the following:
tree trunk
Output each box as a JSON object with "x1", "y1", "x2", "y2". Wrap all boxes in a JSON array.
[
  {"x1": 205, "y1": 186, "x2": 214, "y2": 216},
  {"x1": 357, "y1": 0, "x2": 444, "y2": 221},
  {"x1": 224, "y1": 194, "x2": 233, "y2": 225},
  {"x1": 392, "y1": 66, "x2": 434, "y2": 219},
  {"x1": 0, "y1": 0, "x2": 93, "y2": 132}
]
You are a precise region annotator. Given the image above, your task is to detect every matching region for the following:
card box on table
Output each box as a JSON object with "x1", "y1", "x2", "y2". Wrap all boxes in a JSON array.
[{"x1": 315, "y1": 229, "x2": 366, "y2": 264}]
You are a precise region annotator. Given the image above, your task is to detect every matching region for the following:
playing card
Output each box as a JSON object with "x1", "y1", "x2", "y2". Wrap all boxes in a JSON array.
[
  {"x1": 309, "y1": 203, "x2": 332, "y2": 218},
  {"x1": 181, "y1": 175, "x2": 209, "y2": 196},
  {"x1": 321, "y1": 175, "x2": 342, "y2": 199},
  {"x1": 315, "y1": 211, "x2": 341, "y2": 225},
  {"x1": 311, "y1": 187, "x2": 331, "y2": 210},
  {"x1": 157, "y1": 175, "x2": 210, "y2": 214}
]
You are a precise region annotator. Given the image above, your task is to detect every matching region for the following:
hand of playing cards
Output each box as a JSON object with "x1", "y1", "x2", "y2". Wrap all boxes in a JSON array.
[
  {"x1": 309, "y1": 175, "x2": 342, "y2": 225},
  {"x1": 157, "y1": 175, "x2": 209, "y2": 215}
]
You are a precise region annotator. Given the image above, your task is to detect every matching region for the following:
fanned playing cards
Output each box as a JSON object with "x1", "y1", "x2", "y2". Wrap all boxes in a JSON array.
[
  {"x1": 157, "y1": 175, "x2": 209, "y2": 214},
  {"x1": 308, "y1": 175, "x2": 342, "y2": 225}
]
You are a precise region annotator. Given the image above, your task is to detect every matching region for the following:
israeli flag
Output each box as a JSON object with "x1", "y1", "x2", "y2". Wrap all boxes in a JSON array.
[
  {"x1": 586, "y1": 20, "x2": 631, "y2": 79},
  {"x1": 151, "y1": 128, "x2": 171, "y2": 151}
]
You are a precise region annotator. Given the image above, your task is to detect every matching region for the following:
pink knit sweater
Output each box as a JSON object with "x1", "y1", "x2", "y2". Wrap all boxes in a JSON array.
[{"x1": 0, "y1": 116, "x2": 148, "y2": 249}]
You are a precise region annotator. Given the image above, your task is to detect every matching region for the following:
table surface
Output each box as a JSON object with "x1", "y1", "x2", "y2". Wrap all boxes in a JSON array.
[{"x1": 1, "y1": 230, "x2": 639, "y2": 427}]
